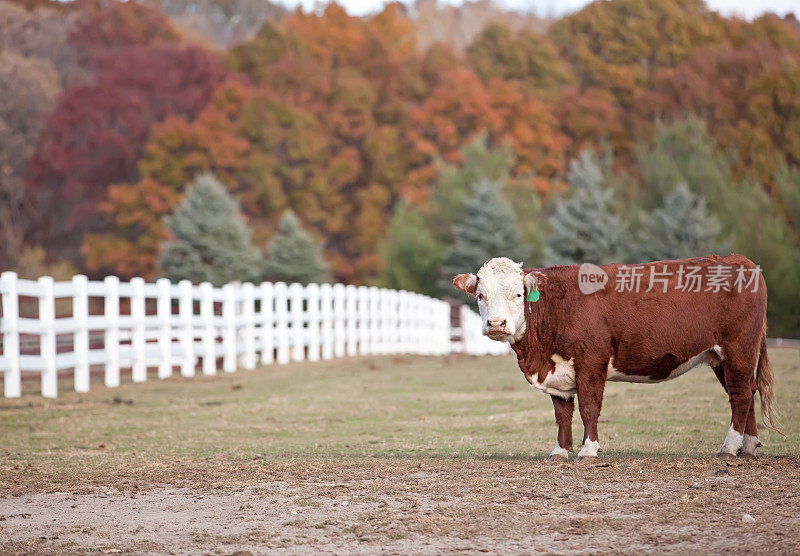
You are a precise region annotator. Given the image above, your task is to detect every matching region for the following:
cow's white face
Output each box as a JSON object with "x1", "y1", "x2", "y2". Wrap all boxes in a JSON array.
[{"x1": 453, "y1": 257, "x2": 538, "y2": 344}]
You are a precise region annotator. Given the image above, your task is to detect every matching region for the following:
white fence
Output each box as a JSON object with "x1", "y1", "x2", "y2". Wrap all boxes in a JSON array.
[{"x1": 0, "y1": 272, "x2": 508, "y2": 398}]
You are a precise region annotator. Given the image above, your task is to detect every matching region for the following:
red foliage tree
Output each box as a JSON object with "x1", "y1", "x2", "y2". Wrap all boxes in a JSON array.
[
  {"x1": 70, "y1": 0, "x2": 180, "y2": 52},
  {"x1": 28, "y1": 45, "x2": 228, "y2": 261}
]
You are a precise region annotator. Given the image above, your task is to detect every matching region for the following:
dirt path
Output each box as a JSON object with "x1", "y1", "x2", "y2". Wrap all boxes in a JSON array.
[{"x1": 2, "y1": 456, "x2": 799, "y2": 554}]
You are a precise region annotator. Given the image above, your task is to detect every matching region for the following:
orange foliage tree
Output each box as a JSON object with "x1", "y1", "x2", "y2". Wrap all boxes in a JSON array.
[{"x1": 87, "y1": 3, "x2": 570, "y2": 282}]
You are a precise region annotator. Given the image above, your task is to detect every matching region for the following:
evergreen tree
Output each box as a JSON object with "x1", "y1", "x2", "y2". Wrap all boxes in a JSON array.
[
  {"x1": 430, "y1": 135, "x2": 545, "y2": 264},
  {"x1": 544, "y1": 150, "x2": 629, "y2": 265},
  {"x1": 633, "y1": 183, "x2": 726, "y2": 261},
  {"x1": 380, "y1": 202, "x2": 445, "y2": 297},
  {"x1": 429, "y1": 135, "x2": 516, "y2": 242},
  {"x1": 262, "y1": 211, "x2": 329, "y2": 285},
  {"x1": 160, "y1": 173, "x2": 263, "y2": 286},
  {"x1": 441, "y1": 182, "x2": 527, "y2": 295},
  {"x1": 636, "y1": 116, "x2": 733, "y2": 207}
]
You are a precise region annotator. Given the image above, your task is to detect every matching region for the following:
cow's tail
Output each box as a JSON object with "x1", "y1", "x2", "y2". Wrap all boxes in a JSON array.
[{"x1": 756, "y1": 329, "x2": 779, "y2": 433}]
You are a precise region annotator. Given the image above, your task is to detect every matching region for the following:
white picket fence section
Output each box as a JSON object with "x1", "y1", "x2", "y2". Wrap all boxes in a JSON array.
[{"x1": 0, "y1": 272, "x2": 508, "y2": 398}]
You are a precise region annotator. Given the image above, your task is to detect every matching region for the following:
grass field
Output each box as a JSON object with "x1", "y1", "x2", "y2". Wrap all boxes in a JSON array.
[{"x1": 2, "y1": 348, "x2": 800, "y2": 554}]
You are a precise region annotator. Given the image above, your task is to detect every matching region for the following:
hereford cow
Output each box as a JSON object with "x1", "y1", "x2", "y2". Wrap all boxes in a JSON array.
[{"x1": 453, "y1": 254, "x2": 776, "y2": 461}]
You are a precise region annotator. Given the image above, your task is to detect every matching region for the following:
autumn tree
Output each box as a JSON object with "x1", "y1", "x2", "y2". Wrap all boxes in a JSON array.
[
  {"x1": 82, "y1": 81, "x2": 251, "y2": 279},
  {"x1": 549, "y1": 0, "x2": 728, "y2": 107},
  {"x1": 632, "y1": 41, "x2": 800, "y2": 186},
  {"x1": 160, "y1": 173, "x2": 263, "y2": 286},
  {"x1": 0, "y1": 50, "x2": 61, "y2": 268},
  {"x1": 405, "y1": 69, "x2": 568, "y2": 200},
  {"x1": 70, "y1": 0, "x2": 181, "y2": 52},
  {"x1": 30, "y1": 44, "x2": 228, "y2": 262},
  {"x1": 0, "y1": 0, "x2": 85, "y2": 86},
  {"x1": 466, "y1": 23, "x2": 575, "y2": 102}
]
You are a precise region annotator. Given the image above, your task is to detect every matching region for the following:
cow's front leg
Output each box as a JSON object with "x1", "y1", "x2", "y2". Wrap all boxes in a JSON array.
[
  {"x1": 548, "y1": 395, "x2": 574, "y2": 461},
  {"x1": 575, "y1": 358, "x2": 606, "y2": 461}
]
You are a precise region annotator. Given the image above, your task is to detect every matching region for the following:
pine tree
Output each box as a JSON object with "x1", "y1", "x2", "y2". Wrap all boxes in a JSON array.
[
  {"x1": 160, "y1": 173, "x2": 263, "y2": 286},
  {"x1": 633, "y1": 183, "x2": 725, "y2": 261},
  {"x1": 544, "y1": 150, "x2": 629, "y2": 265},
  {"x1": 380, "y1": 202, "x2": 445, "y2": 297},
  {"x1": 441, "y1": 182, "x2": 527, "y2": 293},
  {"x1": 262, "y1": 211, "x2": 329, "y2": 285}
]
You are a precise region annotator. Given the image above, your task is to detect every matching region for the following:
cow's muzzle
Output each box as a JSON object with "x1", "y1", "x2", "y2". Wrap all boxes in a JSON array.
[{"x1": 484, "y1": 318, "x2": 508, "y2": 339}]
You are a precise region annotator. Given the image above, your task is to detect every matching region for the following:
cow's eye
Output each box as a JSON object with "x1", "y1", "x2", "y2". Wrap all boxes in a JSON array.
[
  {"x1": 516, "y1": 294, "x2": 522, "y2": 298},
  {"x1": 477, "y1": 293, "x2": 484, "y2": 301}
]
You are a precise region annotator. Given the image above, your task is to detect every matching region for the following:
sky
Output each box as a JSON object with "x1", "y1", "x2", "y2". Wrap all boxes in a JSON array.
[{"x1": 274, "y1": 0, "x2": 799, "y2": 19}]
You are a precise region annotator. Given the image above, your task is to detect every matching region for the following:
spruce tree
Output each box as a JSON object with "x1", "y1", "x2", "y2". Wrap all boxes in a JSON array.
[
  {"x1": 262, "y1": 211, "x2": 329, "y2": 285},
  {"x1": 441, "y1": 182, "x2": 526, "y2": 294},
  {"x1": 160, "y1": 173, "x2": 263, "y2": 286},
  {"x1": 634, "y1": 183, "x2": 725, "y2": 261},
  {"x1": 544, "y1": 150, "x2": 629, "y2": 265}
]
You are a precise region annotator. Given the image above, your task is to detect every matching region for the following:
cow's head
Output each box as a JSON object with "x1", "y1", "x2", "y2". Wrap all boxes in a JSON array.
[{"x1": 453, "y1": 257, "x2": 543, "y2": 344}]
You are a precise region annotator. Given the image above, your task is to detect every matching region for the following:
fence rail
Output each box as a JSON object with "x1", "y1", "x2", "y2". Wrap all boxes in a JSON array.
[{"x1": 0, "y1": 272, "x2": 507, "y2": 398}]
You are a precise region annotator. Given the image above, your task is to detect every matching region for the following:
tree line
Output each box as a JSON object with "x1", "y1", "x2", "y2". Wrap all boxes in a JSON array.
[{"x1": 1, "y1": 0, "x2": 798, "y2": 334}]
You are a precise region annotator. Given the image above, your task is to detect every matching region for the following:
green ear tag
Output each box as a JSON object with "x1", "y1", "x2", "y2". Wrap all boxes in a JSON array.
[{"x1": 526, "y1": 289, "x2": 540, "y2": 302}]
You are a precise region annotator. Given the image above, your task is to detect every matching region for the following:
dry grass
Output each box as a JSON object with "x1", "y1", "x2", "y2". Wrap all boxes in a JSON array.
[{"x1": 1, "y1": 349, "x2": 799, "y2": 553}]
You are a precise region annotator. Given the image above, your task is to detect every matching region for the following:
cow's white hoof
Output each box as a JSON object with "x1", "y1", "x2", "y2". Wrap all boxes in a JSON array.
[
  {"x1": 548, "y1": 445, "x2": 570, "y2": 462},
  {"x1": 737, "y1": 451, "x2": 757, "y2": 460},
  {"x1": 575, "y1": 455, "x2": 598, "y2": 464},
  {"x1": 717, "y1": 450, "x2": 738, "y2": 460},
  {"x1": 576, "y1": 439, "x2": 600, "y2": 459}
]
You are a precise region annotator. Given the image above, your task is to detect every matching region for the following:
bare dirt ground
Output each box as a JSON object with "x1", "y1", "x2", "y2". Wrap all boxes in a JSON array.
[
  {"x1": 3, "y1": 457, "x2": 800, "y2": 554},
  {"x1": 2, "y1": 350, "x2": 799, "y2": 554}
]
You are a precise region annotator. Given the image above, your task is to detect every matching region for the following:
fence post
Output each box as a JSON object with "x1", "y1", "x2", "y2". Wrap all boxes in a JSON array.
[
  {"x1": 242, "y1": 282, "x2": 256, "y2": 370},
  {"x1": 397, "y1": 291, "x2": 406, "y2": 354},
  {"x1": 307, "y1": 283, "x2": 320, "y2": 362},
  {"x1": 274, "y1": 282, "x2": 289, "y2": 364},
  {"x1": 200, "y1": 282, "x2": 216, "y2": 375},
  {"x1": 38, "y1": 276, "x2": 57, "y2": 397},
  {"x1": 130, "y1": 277, "x2": 146, "y2": 382},
  {"x1": 289, "y1": 283, "x2": 305, "y2": 363},
  {"x1": 72, "y1": 274, "x2": 90, "y2": 393},
  {"x1": 440, "y1": 301, "x2": 451, "y2": 355},
  {"x1": 383, "y1": 289, "x2": 393, "y2": 354},
  {"x1": 332, "y1": 284, "x2": 345, "y2": 358},
  {"x1": 345, "y1": 285, "x2": 357, "y2": 357},
  {"x1": 178, "y1": 280, "x2": 195, "y2": 376},
  {"x1": 371, "y1": 287, "x2": 382, "y2": 355},
  {"x1": 389, "y1": 289, "x2": 397, "y2": 354},
  {"x1": 259, "y1": 282, "x2": 274, "y2": 365},
  {"x1": 156, "y1": 278, "x2": 173, "y2": 379},
  {"x1": 103, "y1": 276, "x2": 120, "y2": 387},
  {"x1": 320, "y1": 283, "x2": 333, "y2": 360},
  {"x1": 222, "y1": 283, "x2": 237, "y2": 372},
  {"x1": 1, "y1": 272, "x2": 20, "y2": 398},
  {"x1": 357, "y1": 287, "x2": 369, "y2": 355}
]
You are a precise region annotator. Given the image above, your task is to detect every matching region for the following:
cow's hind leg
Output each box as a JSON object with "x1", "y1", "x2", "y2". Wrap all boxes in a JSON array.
[
  {"x1": 717, "y1": 346, "x2": 759, "y2": 459},
  {"x1": 548, "y1": 395, "x2": 574, "y2": 461},
  {"x1": 574, "y1": 357, "x2": 606, "y2": 461},
  {"x1": 740, "y1": 383, "x2": 761, "y2": 458}
]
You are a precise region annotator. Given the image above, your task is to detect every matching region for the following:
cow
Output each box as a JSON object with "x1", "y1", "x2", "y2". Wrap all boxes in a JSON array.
[{"x1": 453, "y1": 254, "x2": 777, "y2": 461}]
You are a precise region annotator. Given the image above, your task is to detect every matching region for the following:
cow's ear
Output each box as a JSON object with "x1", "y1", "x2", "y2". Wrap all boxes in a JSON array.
[
  {"x1": 523, "y1": 272, "x2": 546, "y2": 296},
  {"x1": 453, "y1": 273, "x2": 478, "y2": 296}
]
